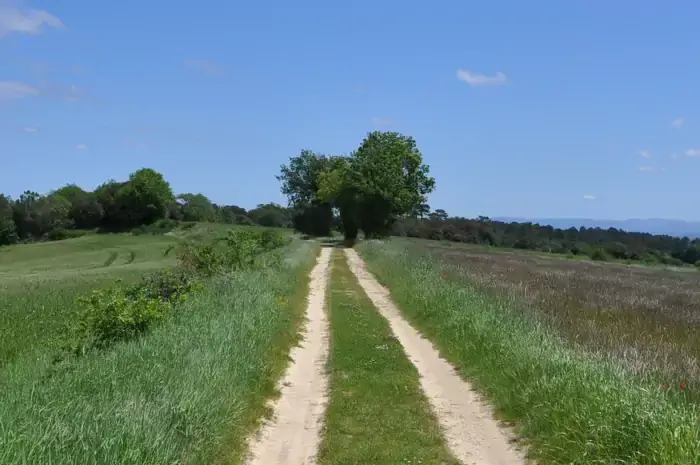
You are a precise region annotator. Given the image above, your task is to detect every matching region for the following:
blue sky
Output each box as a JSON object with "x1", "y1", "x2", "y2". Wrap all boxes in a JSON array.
[{"x1": 1, "y1": 0, "x2": 699, "y2": 220}]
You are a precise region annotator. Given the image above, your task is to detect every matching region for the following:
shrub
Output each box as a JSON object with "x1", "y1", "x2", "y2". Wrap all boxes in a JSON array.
[
  {"x1": 126, "y1": 268, "x2": 202, "y2": 302},
  {"x1": 69, "y1": 285, "x2": 175, "y2": 354},
  {"x1": 589, "y1": 247, "x2": 610, "y2": 261},
  {"x1": 45, "y1": 228, "x2": 89, "y2": 241}
]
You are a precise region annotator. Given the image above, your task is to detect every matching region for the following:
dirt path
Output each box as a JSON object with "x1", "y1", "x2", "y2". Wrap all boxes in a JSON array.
[
  {"x1": 344, "y1": 248, "x2": 526, "y2": 465},
  {"x1": 245, "y1": 247, "x2": 332, "y2": 465}
]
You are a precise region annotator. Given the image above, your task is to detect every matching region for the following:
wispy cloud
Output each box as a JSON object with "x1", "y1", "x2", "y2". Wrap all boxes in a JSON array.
[
  {"x1": 686, "y1": 149, "x2": 700, "y2": 157},
  {"x1": 671, "y1": 117, "x2": 685, "y2": 127},
  {"x1": 184, "y1": 59, "x2": 224, "y2": 76},
  {"x1": 0, "y1": 80, "x2": 39, "y2": 99},
  {"x1": 0, "y1": 2, "x2": 64, "y2": 37},
  {"x1": 22, "y1": 126, "x2": 38, "y2": 133},
  {"x1": 583, "y1": 194, "x2": 596, "y2": 200},
  {"x1": 75, "y1": 143, "x2": 87, "y2": 150},
  {"x1": 670, "y1": 153, "x2": 679, "y2": 160},
  {"x1": 371, "y1": 117, "x2": 393, "y2": 127},
  {"x1": 639, "y1": 150, "x2": 653, "y2": 159},
  {"x1": 456, "y1": 69, "x2": 507, "y2": 86},
  {"x1": 638, "y1": 165, "x2": 656, "y2": 172}
]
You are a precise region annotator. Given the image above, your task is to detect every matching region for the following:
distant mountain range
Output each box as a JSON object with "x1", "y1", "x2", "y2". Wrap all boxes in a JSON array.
[{"x1": 491, "y1": 217, "x2": 700, "y2": 238}]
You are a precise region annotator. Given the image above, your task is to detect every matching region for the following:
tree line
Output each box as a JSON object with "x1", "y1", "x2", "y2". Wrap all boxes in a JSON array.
[
  {"x1": 0, "y1": 168, "x2": 294, "y2": 246},
  {"x1": 4, "y1": 129, "x2": 699, "y2": 267},
  {"x1": 392, "y1": 212, "x2": 700, "y2": 266}
]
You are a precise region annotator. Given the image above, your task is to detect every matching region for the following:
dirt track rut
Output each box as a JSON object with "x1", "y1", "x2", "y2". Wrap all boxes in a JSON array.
[
  {"x1": 344, "y1": 248, "x2": 526, "y2": 465},
  {"x1": 245, "y1": 247, "x2": 332, "y2": 465}
]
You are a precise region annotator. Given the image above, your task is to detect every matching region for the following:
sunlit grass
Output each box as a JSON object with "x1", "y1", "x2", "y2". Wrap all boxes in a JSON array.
[
  {"x1": 0, "y1": 234, "x2": 178, "y2": 364},
  {"x1": 0, "y1": 240, "x2": 318, "y2": 465},
  {"x1": 358, "y1": 240, "x2": 700, "y2": 465}
]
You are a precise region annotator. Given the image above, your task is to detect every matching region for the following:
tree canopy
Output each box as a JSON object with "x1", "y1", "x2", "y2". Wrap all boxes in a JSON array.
[{"x1": 278, "y1": 131, "x2": 436, "y2": 240}]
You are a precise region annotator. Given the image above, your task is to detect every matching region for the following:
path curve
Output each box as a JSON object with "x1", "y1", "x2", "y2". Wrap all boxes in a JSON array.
[
  {"x1": 245, "y1": 247, "x2": 332, "y2": 465},
  {"x1": 345, "y1": 248, "x2": 526, "y2": 465}
]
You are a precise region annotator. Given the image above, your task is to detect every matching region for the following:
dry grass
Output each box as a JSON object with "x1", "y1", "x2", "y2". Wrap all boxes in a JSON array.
[{"x1": 411, "y1": 240, "x2": 700, "y2": 389}]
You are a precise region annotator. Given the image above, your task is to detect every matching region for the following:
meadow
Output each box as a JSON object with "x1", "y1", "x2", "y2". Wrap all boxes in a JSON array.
[
  {"x1": 0, "y1": 225, "x2": 316, "y2": 465},
  {"x1": 412, "y1": 239, "x2": 700, "y2": 384},
  {"x1": 358, "y1": 238, "x2": 700, "y2": 464},
  {"x1": 0, "y1": 233, "x2": 178, "y2": 365}
]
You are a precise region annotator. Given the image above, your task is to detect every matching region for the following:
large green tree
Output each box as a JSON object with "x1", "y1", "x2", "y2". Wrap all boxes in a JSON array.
[
  {"x1": 280, "y1": 131, "x2": 435, "y2": 240},
  {"x1": 116, "y1": 168, "x2": 174, "y2": 227},
  {"x1": 318, "y1": 131, "x2": 435, "y2": 239}
]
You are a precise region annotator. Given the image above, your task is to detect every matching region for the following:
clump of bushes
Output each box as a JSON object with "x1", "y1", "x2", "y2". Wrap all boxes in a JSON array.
[
  {"x1": 131, "y1": 218, "x2": 180, "y2": 236},
  {"x1": 63, "y1": 228, "x2": 288, "y2": 356},
  {"x1": 177, "y1": 228, "x2": 289, "y2": 275}
]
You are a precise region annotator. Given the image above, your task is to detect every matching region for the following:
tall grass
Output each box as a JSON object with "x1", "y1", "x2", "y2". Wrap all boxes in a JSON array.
[
  {"x1": 358, "y1": 241, "x2": 700, "y2": 465},
  {"x1": 0, "y1": 240, "x2": 318, "y2": 465},
  {"x1": 412, "y1": 240, "x2": 700, "y2": 388}
]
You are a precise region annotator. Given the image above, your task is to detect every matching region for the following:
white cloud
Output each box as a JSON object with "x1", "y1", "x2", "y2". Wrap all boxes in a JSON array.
[
  {"x1": 686, "y1": 149, "x2": 700, "y2": 157},
  {"x1": 22, "y1": 126, "x2": 38, "y2": 132},
  {"x1": 670, "y1": 153, "x2": 679, "y2": 160},
  {"x1": 0, "y1": 80, "x2": 39, "y2": 99},
  {"x1": 371, "y1": 117, "x2": 393, "y2": 127},
  {"x1": 639, "y1": 150, "x2": 653, "y2": 159},
  {"x1": 456, "y1": 69, "x2": 507, "y2": 86},
  {"x1": 638, "y1": 165, "x2": 655, "y2": 172},
  {"x1": 583, "y1": 194, "x2": 596, "y2": 200},
  {"x1": 184, "y1": 59, "x2": 224, "y2": 76},
  {"x1": 671, "y1": 118, "x2": 685, "y2": 127},
  {"x1": 0, "y1": 3, "x2": 64, "y2": 37},
  {"x1": 75, "y1": 143, "x2": 87, "y2": 150}
]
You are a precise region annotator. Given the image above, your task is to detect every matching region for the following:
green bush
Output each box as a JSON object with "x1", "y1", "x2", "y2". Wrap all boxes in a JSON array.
[
  {"x1": 70, "y1": 286, "x2": 174, "y2": 354},
  {"x1": 45, "y1": 228, "x2": 90, "y2": 241},
  {"x1": 126, "y1": 268, "x2": 202, "y2": 302},
  {"x1": 589, "y1": 247, "x2": 610, "y2": 261}
]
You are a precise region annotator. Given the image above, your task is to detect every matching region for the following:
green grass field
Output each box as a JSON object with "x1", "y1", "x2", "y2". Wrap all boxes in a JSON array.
[
  {"x1": 0, "y1": 234, "x2": 179, "y2": 365},
  {"x1": 4, "y1": 226, "x2": 700, "y2": 464},
  {"x1": 0, "y1": 226, "x2": 318, "y2": 465},
  {"x1": 358, "y1": 239, "x2": 700, "y2": 464}
]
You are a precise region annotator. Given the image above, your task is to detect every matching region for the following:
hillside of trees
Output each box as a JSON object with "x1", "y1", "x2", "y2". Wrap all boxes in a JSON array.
[
  {"x1": 0, "y1": 168, "x2": 294, "y2": 246},
  {"x1": 392, "y1": 209, "x2": 700, "y2": 266}
]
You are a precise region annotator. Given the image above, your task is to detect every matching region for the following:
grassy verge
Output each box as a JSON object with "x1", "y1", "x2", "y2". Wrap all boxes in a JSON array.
[
  {"x1": 317, "y1": 249, "x2": 458, "y2": 465},
  {"x1": 357, "y1": 241, "x2": 700, "y2": 465},
  {"x1": 0, "y1": 240, "x2": 318, "y2": 465}
]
